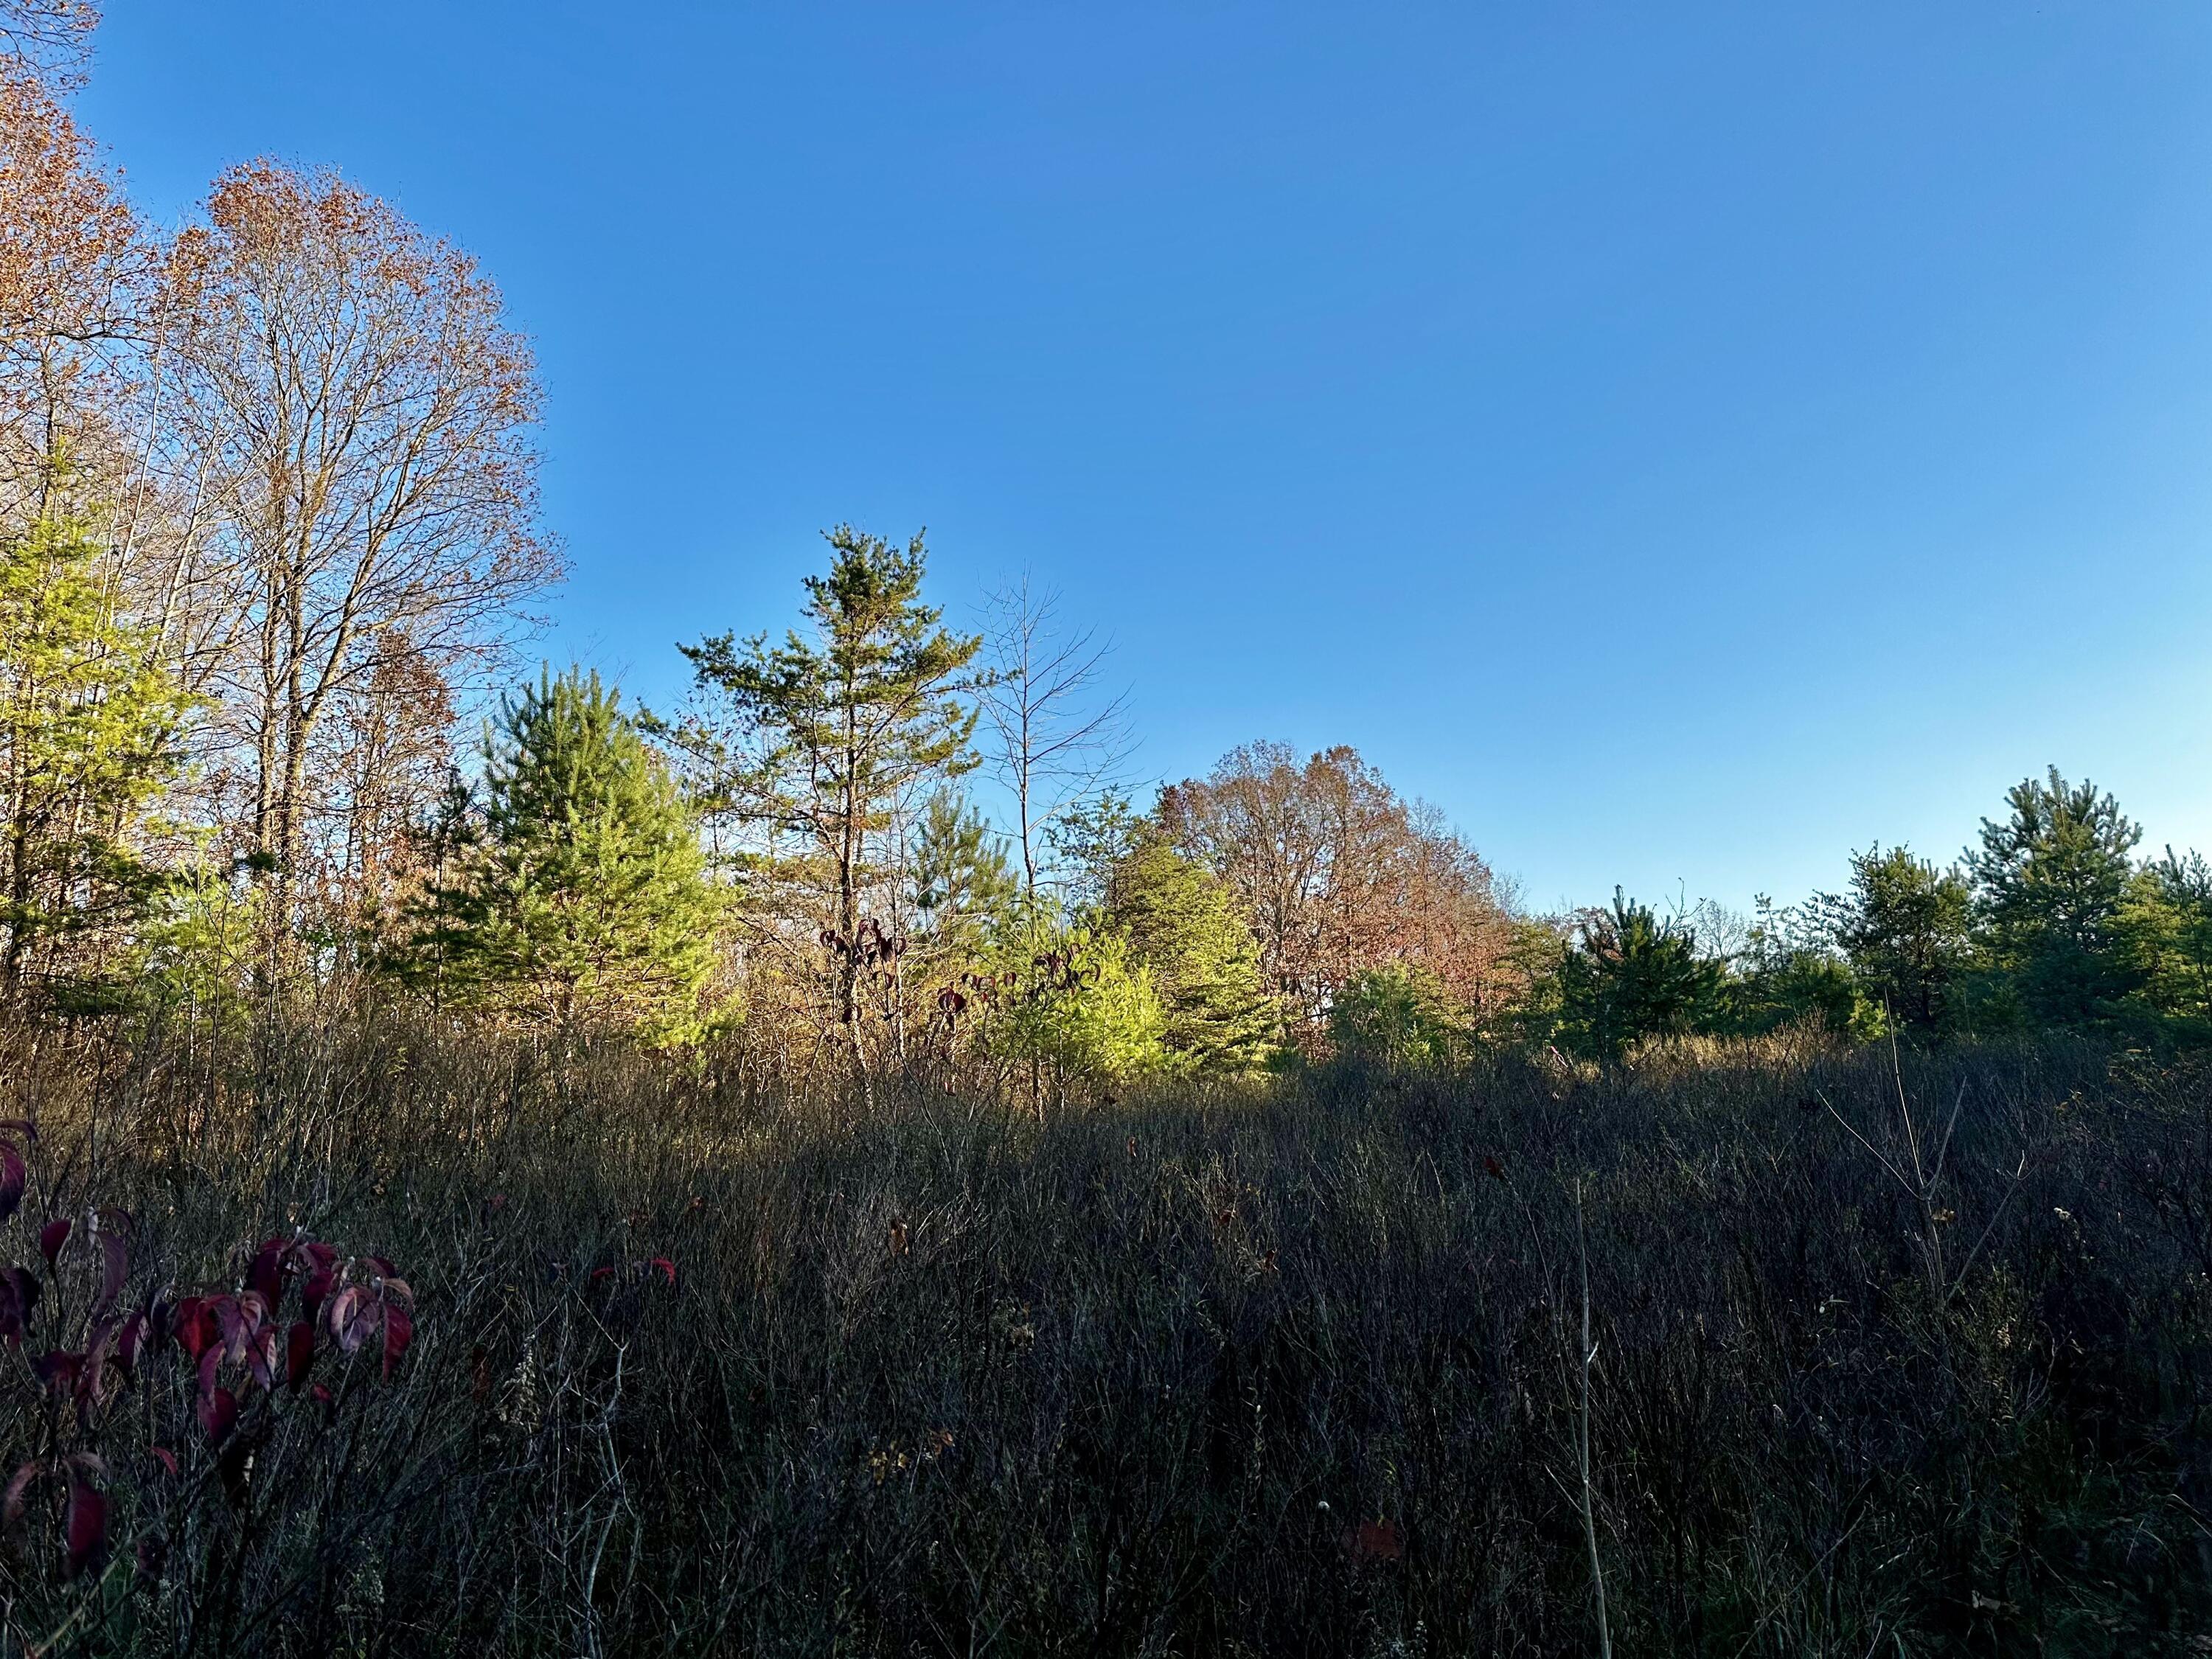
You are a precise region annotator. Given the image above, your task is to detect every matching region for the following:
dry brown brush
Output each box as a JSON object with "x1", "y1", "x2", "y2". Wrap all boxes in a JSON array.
[{"x1": 0, "y1": 1015, "x2": 2202, "y2": 1656}]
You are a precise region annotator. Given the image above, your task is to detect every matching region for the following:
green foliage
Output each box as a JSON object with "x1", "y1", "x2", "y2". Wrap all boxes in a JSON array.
[
  {"x1": 669, "y1": 526, "x2": 983, "y2": 1027},
  {"x1": 394, "y1": 667, "x2": 719, "y2": 1034},
  {"x1": 990, "y1": 917, "x2": 1168, "y2": 1084},
  {"x1": 2122, "y1": 846, "x2": 2212, "y2": 1037},
  {"x1": 1328, "y1": 961, "x2": 1466, "y2": 1068},
  {"x1": 0, "y1": 511, "x2": 194, "y2": 998},
  {"x1": 909, "y1": 790, "x2": 1017, "y2": 960},
  {"x1": 1041, "y1": 788, "x2": 1140, "y2": 910},
  {"x1": 1726, "y1": 948, "x2": 1877, "y2": 1040},
  {"x1": 1812, "y1": 845, "x2": 1974, "y2": 1033},
  {"x1": 136, "y1": 857, "x2": 265, "y2": 1031},
  {"x1": 1553, "y1": 888, "x2": 1727, "y2": 1060},
  {"x1": 1105, "y1": 830, "x2": 1279, "y2": 1072},
  {"x1": 1965, "y1": 767, "x2": 2143, "y2": 1030}
]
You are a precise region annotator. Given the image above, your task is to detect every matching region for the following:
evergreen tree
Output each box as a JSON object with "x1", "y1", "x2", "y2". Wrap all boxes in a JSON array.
[
  {"x1": 0, "y1": 510, "x2": 193, "y2": 999},
  {"x1": 1104, "y1": 829, "x2": 1279, "y2": 1071},
  {"x1": 992, "y1": 920, "x2": 1168, "y2": 1091},
  {"x1": 669, "y1": 526, "x2": 983, "y2": 1038},
  {"x1": 1553, "y1": 888, "x2": 1726, "y2": 1061},
  {"x1": 2121, "y1": 847, "x2": 2212, "y2": 1036},
  {"x1": 1329, "y1": 961, "x2": 1466, "y2": 1068},
  {"x1": 1713, "y1": 897, "x2": 1868, "y2": 1037},
  {"x1": 909, "y1": 789, "x2": 1018, "y2": 961},
  {"x1": 397, "y1": 667, "x2": 717, "y2": 1034},
  {"x1": 1964, "y1": 768, "x2": 2142, "y2": 1029},
  {"x1": 1042, "y1": 788, "x2": 1140, "y2": 911},
  {"x1": 1809, "y1": 846, "x2": 1973, "y2": 1032}
]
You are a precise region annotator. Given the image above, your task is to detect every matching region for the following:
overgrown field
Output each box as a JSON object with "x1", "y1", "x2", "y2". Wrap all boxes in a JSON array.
[{"x1": 0, "y1": 1024, "x2": 2208, "y2": 1656}]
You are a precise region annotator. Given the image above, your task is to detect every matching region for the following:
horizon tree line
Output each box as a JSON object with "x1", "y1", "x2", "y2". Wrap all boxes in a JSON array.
[{"x1": 3, "y1": 1, "x2": 2209, "y2": 1096}]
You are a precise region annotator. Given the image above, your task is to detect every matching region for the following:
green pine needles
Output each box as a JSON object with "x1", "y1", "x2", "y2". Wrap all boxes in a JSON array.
[{"x1": 394, "y1": 667, "x2": 720, "y2": 1037}]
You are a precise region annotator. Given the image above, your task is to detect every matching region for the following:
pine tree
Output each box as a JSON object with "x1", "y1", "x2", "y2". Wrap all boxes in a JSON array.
[
  {"x1": 668, "y1": 526, "x2": 984, "y2": 1043},
  {"x1": 1105, "y1": 829, "x2": 1279, "y2": 1072},
  {"x1": 992, "y1": 919, "x2": 1168, "y2": 1091},
  {"x1": 1964, "y1": 768, "x2": 2142, "y2": 1029},
  {"x1": 1329, "y1": 961, "x2": 1466, "y2": 1068},
  {"x1": 1552, "y1": 889, "x2": 1726, "y2": 1061},
  {"x1": 2124, "y1": 847, "x2": 2212, "y2": 1036},
  {"x1": 397, "y1": 667, "x2": 718, "y2": 1034},
  {"x1": 909, "y1": 790, "x2": 1017, "y2": 961},
  {"x1": 1810, "y1": 846, "x2": 1974, "y2": 1033},
  {"x1": 0, "y1": 510, "x2": 193, "y2": 1000}
]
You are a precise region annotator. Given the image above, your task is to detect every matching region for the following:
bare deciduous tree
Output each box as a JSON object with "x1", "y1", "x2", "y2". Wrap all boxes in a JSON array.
[
  {"x1": 170, "y1": 162, "x2": 558, "y2": 912},
  {"x1": 975, "y1": 577, "x2": 1130, "y2": 897}
]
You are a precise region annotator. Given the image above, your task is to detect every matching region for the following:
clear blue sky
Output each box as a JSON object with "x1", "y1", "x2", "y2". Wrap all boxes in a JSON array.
[{"x1": 80, "y1": 2, "x2": 2212, "y2": 914}]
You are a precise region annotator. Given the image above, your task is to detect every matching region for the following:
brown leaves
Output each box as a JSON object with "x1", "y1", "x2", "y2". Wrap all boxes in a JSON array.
[
  {"x1": 175, "y1": 159, "x2": 560, "y2": 880},
  {"x1": 0, "y1": 60, "x2": 157, "y2": 517},
  {"x1": 1158, "y1": 742, "x2": 1524, "y2": 1037},
  {"x1": 1346, "y1": 1517, "x2": 1404, "y2": 1565}
]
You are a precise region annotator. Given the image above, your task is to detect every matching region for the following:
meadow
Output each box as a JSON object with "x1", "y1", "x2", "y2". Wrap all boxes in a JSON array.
[{"x1": 0, "y1": 1020, "x2": 2205, "y2": 1657}]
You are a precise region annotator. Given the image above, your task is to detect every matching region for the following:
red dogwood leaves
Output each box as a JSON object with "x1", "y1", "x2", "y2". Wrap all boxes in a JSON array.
[
  {"x1": 0, "y1": 1197, "x2": 422, "y2": 1579},
  {"x1": 63, "y1": 1472, "x2": 105, "y2": 1576},
  {"x1": 0, "y1": 1121, "x2": 30, "y2": 1228},
  {"x1": 4, "y1": 1453, "x2": 108, "y2": 1579},
  {"x1": 326, "y1": 1257, "x2": 414, "y2": 1380}
]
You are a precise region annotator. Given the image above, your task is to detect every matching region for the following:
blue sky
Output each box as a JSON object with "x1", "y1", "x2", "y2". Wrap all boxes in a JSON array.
[{"x1": 80, "y1": 2, "x2": 2212, "y2": 914}]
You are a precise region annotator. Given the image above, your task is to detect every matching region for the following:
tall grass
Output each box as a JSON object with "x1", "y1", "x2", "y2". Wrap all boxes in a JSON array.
[{"x1": 0, "y1": 1015, "x2": 2205, "y2": 1655}]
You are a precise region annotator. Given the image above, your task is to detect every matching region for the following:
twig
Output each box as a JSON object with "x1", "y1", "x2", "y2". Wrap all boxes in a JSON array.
[{"x1": 1574, "y1": 1182, "x2": 1613, "y2": 1659}]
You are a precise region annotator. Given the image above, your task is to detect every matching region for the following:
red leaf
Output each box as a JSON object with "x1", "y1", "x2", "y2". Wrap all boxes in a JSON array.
[
  {"x1": 1349, "y1": 1518, "x2": 1404, "y2": 1562},
  {"x1": 589, "y1": 1267, "x2": 614, "y2": 1283},
  {"x1": 63, "y1": 1478, "x2": 103, "y2": 1578},
  {"x1": 301, "y1": 1265, "x2": 334, "y2": 1325},
  {"x1": 116, "y1": 1310, "x2": 147, "y2": 1371},
  {"x1": 0, "y1": 1141, "x2": 24, "y2": 1228},
  {"x1": 183, "y1": 1299, "x2": 221, "y2": 1362},
  {"x1": 381, "y1": 1307, "x2": 413, "y2": 1380},
  {"x1": 649, "y1": 1257, "x2": 677, "y2": 1288},
  {"x1": 197, "y1": 1387, "x2": 237, "y2": 1445},
  {"x1": 38, "y1": 1217, "x2": 69, "y2": 1267},
  {"x1": 148, "y1": 1445, "x2": 178, "y2": 1478},
  {"x1": 327, "y1": 1286, "x2": 367, "y2": 1352},
  {"x1": 248, "y1": 1239, "x2": 283, "y2": 1307},
  {"x1": 285, "y1": 1320, "x2": 314, "y2": 1390},
  {"x1": 77, "y1": 1316, "x2": 117, "y2": 1405},
  {"x1": 91, "y1": 1211, "x2": 131, "y2": 1316},
  {"x1": 3, "y1": 1266, "x2": 38, "y2": 1333},
  {"x1": 244, "y1": 1324, "x2": 279, "y2": 1392},
  {"x1": 32, "y1": 1349, "x2": 82, "y2": 1394},
  {"x1": 2, "y1": 1460, "x2": 39, "y2": 1530}
]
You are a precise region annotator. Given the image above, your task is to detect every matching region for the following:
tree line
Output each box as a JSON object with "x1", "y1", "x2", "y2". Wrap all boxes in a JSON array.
[{"x1": 3, "y1": 5, "x2": 2207, "y2": 1096}]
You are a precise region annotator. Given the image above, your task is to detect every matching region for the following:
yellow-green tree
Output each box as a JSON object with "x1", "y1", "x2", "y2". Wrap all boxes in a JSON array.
[
  {"x1": 0, "y1": 511, "x2": 192, "y2": 999},
  {"x1": 1105, "y1": 830, "x2": 1279, "y2": 1072}
]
